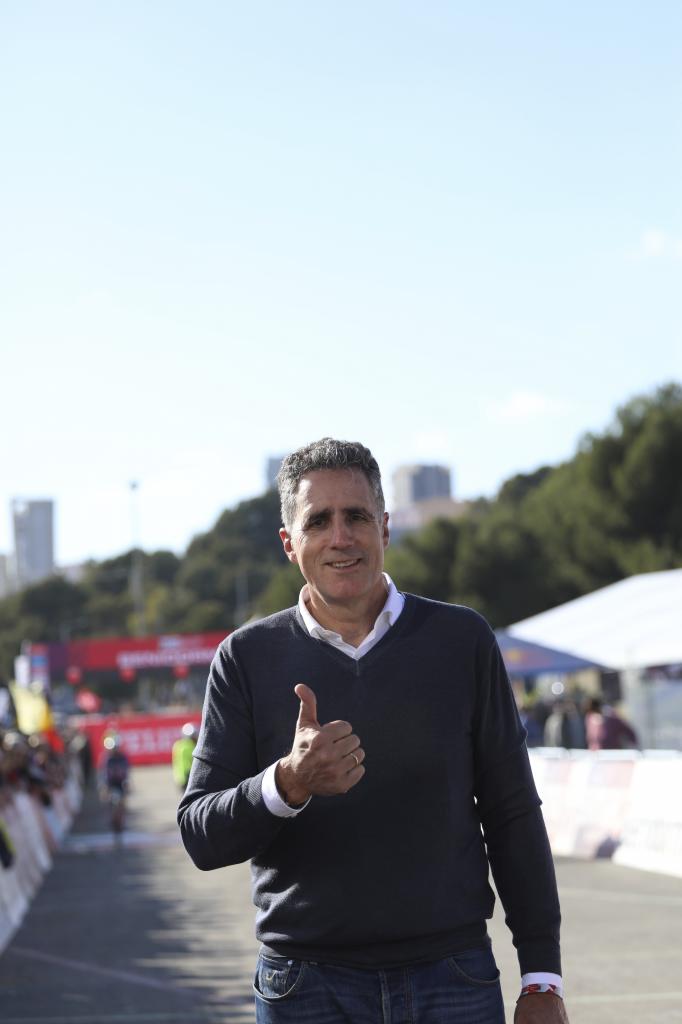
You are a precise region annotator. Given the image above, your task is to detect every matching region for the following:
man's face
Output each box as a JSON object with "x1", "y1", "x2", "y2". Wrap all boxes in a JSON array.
[{"x1": 280, "y1": 469, "x2": 389, "y2": 615}]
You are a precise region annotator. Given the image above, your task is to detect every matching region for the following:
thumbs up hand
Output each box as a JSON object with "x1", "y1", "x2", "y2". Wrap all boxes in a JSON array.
[
  {"x1": 275, "y1": 684, "x2": 365, "y2": 807},
  {"x1": 295, "y1": 683, "x2": 320, "y2": 729}
]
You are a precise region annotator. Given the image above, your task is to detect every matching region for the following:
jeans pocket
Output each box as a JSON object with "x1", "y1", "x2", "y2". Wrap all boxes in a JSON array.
[
  {"x1": 447, "y1": 946, "x2": 501, "y2": 987},
  {"x1": 253, "y1": 955, "x2": 307, "y2": 1002}
]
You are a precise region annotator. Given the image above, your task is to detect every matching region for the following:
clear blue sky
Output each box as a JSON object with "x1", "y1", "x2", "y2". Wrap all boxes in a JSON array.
[{"x1": 2, "y1": 2, "x2": 680, "y2": 565}]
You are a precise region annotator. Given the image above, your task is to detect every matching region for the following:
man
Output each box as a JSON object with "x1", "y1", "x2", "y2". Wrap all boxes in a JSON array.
[{"x1": 179, "y1": 438, "x2": 569, "y2": 1023}]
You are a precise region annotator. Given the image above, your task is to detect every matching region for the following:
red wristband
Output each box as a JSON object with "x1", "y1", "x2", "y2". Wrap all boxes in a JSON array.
[{"x1": 519, "y1": 983, "x2": 562, "y2": 998}]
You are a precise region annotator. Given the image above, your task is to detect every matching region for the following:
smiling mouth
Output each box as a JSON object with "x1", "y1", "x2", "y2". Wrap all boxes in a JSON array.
[{"x1": 328, "y1": 559, "x2": 361, "y2": 569}]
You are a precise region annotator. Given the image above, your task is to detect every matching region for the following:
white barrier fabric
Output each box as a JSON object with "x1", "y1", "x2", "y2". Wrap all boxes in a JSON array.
[
  {"x1": 0, "y1": 858, "x2": 29, "y2": 934},
  {"x1": 13, "y1": 793, "x2": 53, "y2": 873},
  {"x1": 613, "y1": 758, "x2": 682, "y2": 878},
  {"x1": 0, "y1": 763, "x2": 83, "y2": 955},
  {"x1": 3, "y1": 798, "x2": 44, "y2": 896},
  {"x1": 529, "y1": 749, "x2": 682, "y2": 879},
  {"x1": 568, "y1": 755, "x2": 636, "y2": 859},
  {"x1": 529, "y1": 753, "x2": 577, "y2": 856},
  {"x1": 64, "y1": 773, "x2": 84, "y2": 816}
]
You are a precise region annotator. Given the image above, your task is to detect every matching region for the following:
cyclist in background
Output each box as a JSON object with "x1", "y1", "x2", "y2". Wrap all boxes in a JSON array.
[{"x1": 99, "y1": 734, "x2": 130, "y2": 834}]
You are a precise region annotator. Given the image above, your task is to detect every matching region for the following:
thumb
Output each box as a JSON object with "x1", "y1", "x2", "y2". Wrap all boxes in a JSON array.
[{"x1": 295, "y1": 683, "x2": 319, "y2": 728}]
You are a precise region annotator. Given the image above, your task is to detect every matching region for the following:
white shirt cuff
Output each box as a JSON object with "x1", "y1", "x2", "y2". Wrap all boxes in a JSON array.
[
  {"x1": 262, "y1": 762, "x2": 311, "y2": 817},
  {"x1": 521, "y1": 972, "x2": 563, "y2": 998}
]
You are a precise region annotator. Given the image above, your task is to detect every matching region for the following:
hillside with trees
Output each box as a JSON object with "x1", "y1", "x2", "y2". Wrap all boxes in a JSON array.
[{"x1": 1, "y1": 383, "x2": 680, "y2": 679}]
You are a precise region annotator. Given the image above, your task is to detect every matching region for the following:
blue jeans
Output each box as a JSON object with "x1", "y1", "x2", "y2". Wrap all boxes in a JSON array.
[{"x1": 253, "y1": 944, "x2": 506, "y2": 1023}]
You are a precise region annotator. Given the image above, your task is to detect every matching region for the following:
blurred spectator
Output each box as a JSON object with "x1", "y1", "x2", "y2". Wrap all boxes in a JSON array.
[
  {"x1": 64, "y1": 727, "x2": 94, "y2": 787},
  {"x1": 584, "y1": 697, "x2": 639, "y2": 750},
  {"x1": 518, "y1": 700, "x2": 545, "y2": 747},
  {"x1": 172, "y1": 723, "x2": 198, "y2": 791},
  {"x1": 0, "y1": 815, "x2": 14, "y2": 868},
  {"x1": 0, "y1": 680, "x2": 17, "y2": 729},
  {"x1": 1, "y1": 730, "x2": 55, "y2": 806},
  {"x1": 543, "y1": 699, "x2": 587, "y2": 750}
]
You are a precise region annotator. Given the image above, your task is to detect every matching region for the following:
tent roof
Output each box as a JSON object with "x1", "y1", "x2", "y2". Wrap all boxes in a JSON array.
[
  {"x1": 495, "y1": 631, "x2": 602, "y2": 677},
  {"x1": 508, "y1": 569, "x2": 682, "y2": 671}
]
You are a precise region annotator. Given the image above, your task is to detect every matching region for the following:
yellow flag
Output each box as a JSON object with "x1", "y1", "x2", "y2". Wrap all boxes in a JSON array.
[{"x1": 9, "y1": 683, "x2": 54, "y2": 735}]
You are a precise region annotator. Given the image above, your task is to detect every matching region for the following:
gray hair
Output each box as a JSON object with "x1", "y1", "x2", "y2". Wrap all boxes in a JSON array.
[{"x1": 277, "y1": 437, "x2": 385, "y2": 531}]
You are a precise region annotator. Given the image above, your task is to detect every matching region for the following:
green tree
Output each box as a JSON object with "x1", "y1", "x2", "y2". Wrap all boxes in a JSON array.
[
  {"x1": 256, "y1": 563, "x2": 303, "y2": 617},
  {"x1": 450, "y1": 509, "x2": 571, "y2": 627},
  {"x1": 180, "y1": 489, "x2": 286, "y2": 626},
  {"x1": 497, "y1": 466, "x2": 553, "y2": 506},
  {"x1": 521, "y1": 456, "x2": 627, "y2": 595},
  {"x1": 18, "y1": 577, "x2": 89, "y2": 641},
  {"x1": 610, "y1": 385, "x2": 682, "y2": 550},
  {"x1": 385, "y1": 519, "x2": 460, "y2": 601}
]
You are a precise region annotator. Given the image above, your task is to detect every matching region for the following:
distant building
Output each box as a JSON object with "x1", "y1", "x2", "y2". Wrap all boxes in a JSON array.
[
  {"x1": 0, "y1": 554, "x2": 13, "y2": 599},
  {"x1": 392, "y1": 464, "x2": 452, "y2": 507},
  {"x1": 389, "y1": 497, "x2": 470, "y2": 542},
  {"x1": 266, "y1": 456, "x2": 286, "y2": 491},
  {"x1": 11, "y1": 499, "x2": 55, "y2": 589},
  {"x1": 390, "y1": 465, "x2": 466, "y2": 542}
]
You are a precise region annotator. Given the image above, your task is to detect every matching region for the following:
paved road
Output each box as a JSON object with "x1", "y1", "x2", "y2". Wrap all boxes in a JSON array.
[{"x1": 1, "y1": 765, "x2": 681, "y2": 1023}]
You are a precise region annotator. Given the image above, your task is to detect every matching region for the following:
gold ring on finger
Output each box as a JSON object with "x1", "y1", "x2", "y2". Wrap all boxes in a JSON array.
[{"x1": 351, "y1": 752, "x2": 360, "y2": 768}]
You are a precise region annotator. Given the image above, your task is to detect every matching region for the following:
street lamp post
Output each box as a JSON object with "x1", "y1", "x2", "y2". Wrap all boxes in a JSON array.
[{"x1": 129, "y1": 481, "x2": 146, "y2": 636}]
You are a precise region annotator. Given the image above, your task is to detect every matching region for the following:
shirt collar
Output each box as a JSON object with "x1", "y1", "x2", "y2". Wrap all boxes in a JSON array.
[{"x1": 298, "y1": 573, "x2": 403, "y2": 640}]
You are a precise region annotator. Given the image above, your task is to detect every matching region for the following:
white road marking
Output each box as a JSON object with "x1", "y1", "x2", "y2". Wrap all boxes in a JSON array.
[
  {"x1": 569, "y1": 992, "x2": 682, "y2": 1005},
  {"x1": 559, "y1": 885, "x2": 682, "y2": 906},
  {"x1": 61, "y1": 831, "x2": 181, "y2": 853},
  {"x1": 7, "y1": 946, "x2": 195, "y2": 994}
]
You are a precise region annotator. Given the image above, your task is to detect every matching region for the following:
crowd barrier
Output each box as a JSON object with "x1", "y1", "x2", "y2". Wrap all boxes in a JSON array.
[
  {"x1": 529, "y1": 748, "x2": 682, "y2": 878},
  {"x1": 0, "y1": 759, "x2": 83, "y2": 954}
]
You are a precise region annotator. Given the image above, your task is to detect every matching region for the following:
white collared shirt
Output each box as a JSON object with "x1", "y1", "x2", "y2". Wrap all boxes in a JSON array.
[{"x1": 297, "y1": 572, "x2": 405, "y2": 660}]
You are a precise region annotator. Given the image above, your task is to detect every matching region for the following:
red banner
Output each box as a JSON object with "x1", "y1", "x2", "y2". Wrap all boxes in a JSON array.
[
  {"x1": 59, "y1": 632, "x2": 227, "y2": 672},
  {"x1": 73, "y1": 712, "x2": 202, "y2": 766}
]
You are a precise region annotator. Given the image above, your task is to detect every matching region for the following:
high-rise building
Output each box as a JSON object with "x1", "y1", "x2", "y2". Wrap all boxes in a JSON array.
[
  {"x1": 392, "y1": 464, "x2": 452, "y2": 507},
  {"x1": 266, "y1": 456, "x2": 286, "y2": 491},
  {"x1": 0, "y1": 554, "x2": 12, "y2": 598},
  {"x1": 389, "y1": 465, "x2": 466, "y2": 543},
  {"x1": 11, "y1": 499, "x2": 55, "y2": 589},
  {"x1": 388, "y1": 496, "x2": 469, "y2": 540}
]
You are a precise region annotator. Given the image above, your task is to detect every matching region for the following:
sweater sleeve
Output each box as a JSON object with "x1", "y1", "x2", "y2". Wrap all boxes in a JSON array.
[
  {"x1": 177, "y1": 643, "x2": 289, "y2": 869},
  {"x1": 472, "y1": 629, "x2": 562, "y2": 976}
]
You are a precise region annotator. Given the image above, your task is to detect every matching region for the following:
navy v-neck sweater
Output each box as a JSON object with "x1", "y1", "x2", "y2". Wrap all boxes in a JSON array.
[{"x1": 179, "y1": 595, "x2": 561, "y2": 975}]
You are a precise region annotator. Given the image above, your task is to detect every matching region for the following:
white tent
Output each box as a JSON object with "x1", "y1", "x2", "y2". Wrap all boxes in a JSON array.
[{"x1": 508, "y1": 569, "x2": 682, "y2": 671}]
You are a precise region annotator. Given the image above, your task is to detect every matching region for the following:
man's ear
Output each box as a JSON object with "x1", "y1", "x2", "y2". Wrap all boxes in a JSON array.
[
  {"x1": 382, "y1": 512, "x2": 390, "y2": 549},
  {"x1": 279, "y1": 527, "x2": 298, "y2": 564}
]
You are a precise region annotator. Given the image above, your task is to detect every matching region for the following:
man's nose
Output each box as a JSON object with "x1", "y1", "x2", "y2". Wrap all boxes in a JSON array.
[{"x1": 329, "y1": 515, "x2": 353, "y2": 547}]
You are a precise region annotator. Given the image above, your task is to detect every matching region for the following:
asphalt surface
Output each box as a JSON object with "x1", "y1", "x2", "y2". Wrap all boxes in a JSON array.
[{"x1": 1, "y1": 765, "x2": 681, "y2": 1024}]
